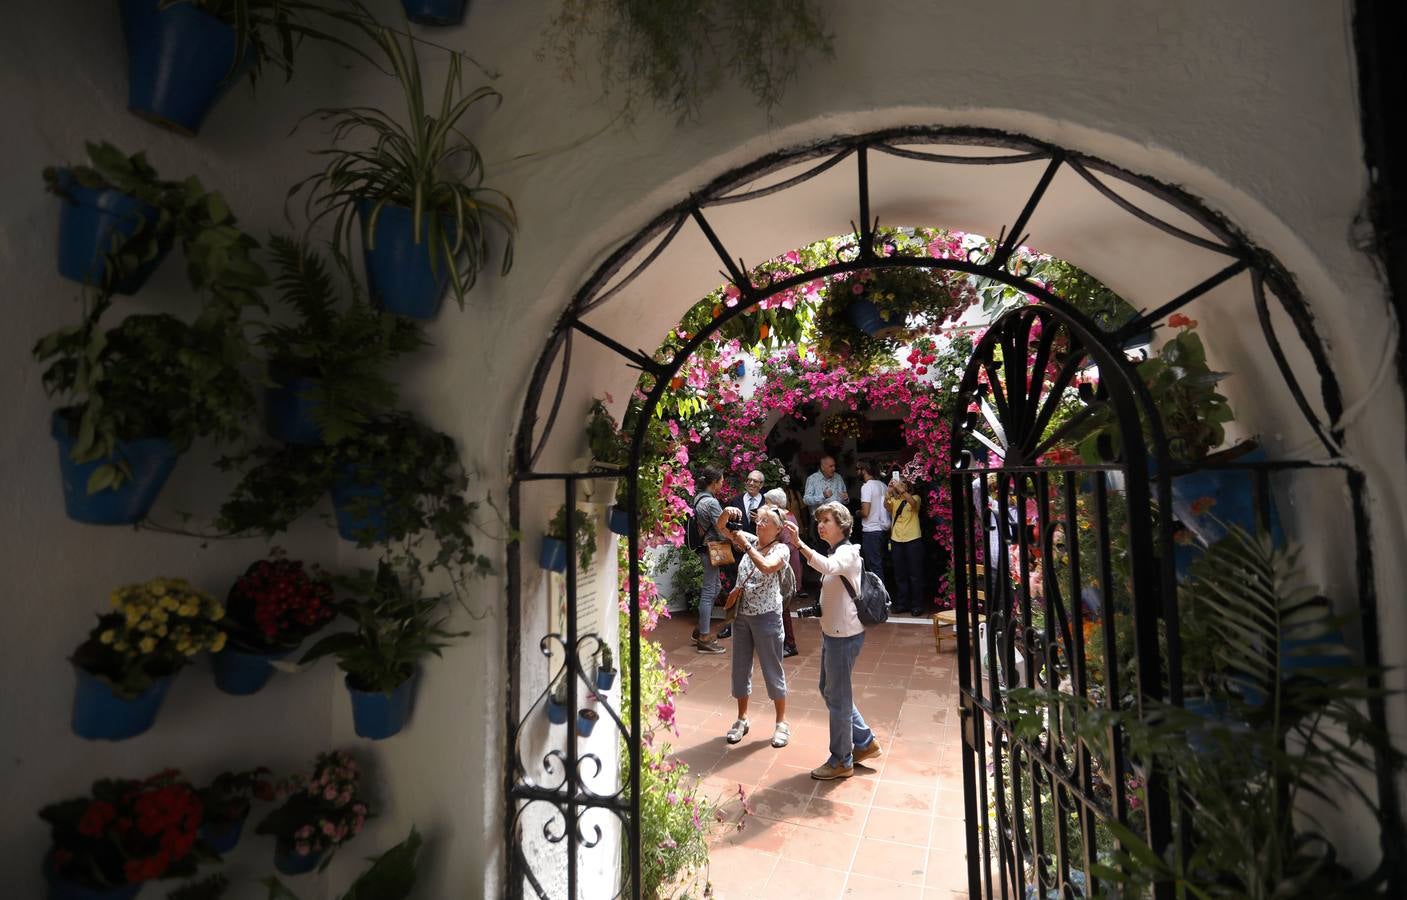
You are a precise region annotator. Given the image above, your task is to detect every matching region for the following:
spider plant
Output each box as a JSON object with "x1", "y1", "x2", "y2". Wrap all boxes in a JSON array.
[{"x1": 290, "y1": 25, "x2": 516, "y2": 309}]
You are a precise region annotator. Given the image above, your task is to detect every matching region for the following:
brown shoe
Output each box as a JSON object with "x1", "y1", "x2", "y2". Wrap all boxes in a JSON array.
[
  {"x1": 853, "y1": 740, "x2": 883, "y2": 764},
  {"x1": 810, "y1": 762, "x2": 854, "y2": 780}
]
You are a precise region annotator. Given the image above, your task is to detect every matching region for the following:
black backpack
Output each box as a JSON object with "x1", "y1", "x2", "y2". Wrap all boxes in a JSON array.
[
  {"x1": 685, "y1": 492, "x2": 712, "y2": 552},
  {"x1": 840, "y1": 562, "x2": 890, "y2": 626}
]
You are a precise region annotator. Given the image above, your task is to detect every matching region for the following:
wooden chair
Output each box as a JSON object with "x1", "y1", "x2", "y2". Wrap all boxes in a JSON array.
[{"x1": 933, "y1": 564, "x2": 987, "y2": 654}]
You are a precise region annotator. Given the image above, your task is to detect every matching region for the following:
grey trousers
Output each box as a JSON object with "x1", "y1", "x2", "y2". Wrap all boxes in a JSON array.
[{"x1": 730, "y1": 612, "x2": 788, "y2": 701}]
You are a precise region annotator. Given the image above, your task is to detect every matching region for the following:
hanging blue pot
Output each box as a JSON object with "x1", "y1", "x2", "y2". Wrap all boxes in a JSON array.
[
  {"x1": 732, "y1": 359, "x2": 746, "y2": 378},
  {"x1": 273, "y1": 840, "x2": 325, "y2": 876},
  {"x1": 1166, "y1": 446, "x2": 1284, "y2": 547},
  {"x1": 265, "y1": 374, "x2": 322, "y2": 445},
  {"x1": 121, "y1": 0, "x2": 255, "y2": 135},
  {"x1": 54, "y1": 175, "x2": 169, "y2": 294},
  {"x1": 44, "y1": 861, "x2": 143, "y2": 900},
  {"x1": 595, "y1": 668, "x2": 616, "y2": 692},
  {"x1": 401, "y1": 0, "x2": 467, "y2": 26},
  {"x1": 200, "y1": 815, "x2": 246, "y2": 855},
  {"x1": 52, "y1": 411, "x2": 180, "y2": 525},
  {"x1": 845, "y1": 297, "x2": 905, "y2": 339},
  {"x1": 330, "y1": 474, "x2": 391, "y2": 543},
  {"x1": 71, "y1": 667, "x2": 174, "y2": 741},
  {"x1": 576, "y1": 708, "x2": 599, "y2": 737},
  {"x1": 607, "y1": 506, "x2": 630, "y2": 536},
  {"x1": 347, "y1": 670, "x2": 418, "y2": 740},
  {"x1": 358, "y1": 200, "x2": 456, "y2": 320},
  {"x1": 546, "y1": 696, "x2": 568, "y2": 724},
  {"x1": 211, "y1": 646, "x2": 293, "y2": 696},
  {"x1": 540, "y1": 536, "x2": 567, "y2": 573}
]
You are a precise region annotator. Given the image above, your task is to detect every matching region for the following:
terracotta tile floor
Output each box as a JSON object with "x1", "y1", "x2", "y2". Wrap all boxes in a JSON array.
[{"x1": 659, "y1": 613, "x2": 972, "y2": 899}]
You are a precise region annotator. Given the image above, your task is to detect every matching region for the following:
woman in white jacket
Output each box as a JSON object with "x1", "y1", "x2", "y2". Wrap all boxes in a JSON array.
[{"x1": 785, "y1": 501, "x2": 883, "y2": 780}]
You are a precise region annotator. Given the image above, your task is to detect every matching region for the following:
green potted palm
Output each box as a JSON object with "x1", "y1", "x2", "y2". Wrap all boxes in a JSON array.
[
  {"x1": 300, "y1": 556, "x2": 469, "y2": 739},
  {"x1": 121, "y1": 0, "x2": 379, "y2": 135},
  {"x1": 541, "y1": 505, "x2": 596, "y2": 574},
  {"x1": 259, "y1": 236, "x2": 425, "y2": 444},
  {"x1": 291, "y1": 25, "x2": 516, "y2": 319}
]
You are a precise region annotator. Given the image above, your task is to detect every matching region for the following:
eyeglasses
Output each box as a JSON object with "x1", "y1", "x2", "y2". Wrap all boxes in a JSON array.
[{"x1": 745, "y1": 477, "x2": 763, "y2": 484}]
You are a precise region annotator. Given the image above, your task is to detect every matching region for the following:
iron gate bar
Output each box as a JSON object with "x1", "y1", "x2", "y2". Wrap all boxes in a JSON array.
[
  {"x1": 508, "y1": 126, "x2": 1397, "y2": 898},
  {"x1": 706, "y1": 147, "x2": 855, "y2": 206},
  {"x1": 579, "y1": 213, "x2": 690, "y2": 315},
  {"x1": 991, "y1": 152, "x2": 1065, "y2": 272},
  {"x1": 1065, "y1": 157, "x2": 1241, "y2": 257},
  {"x1": 1114, "y1": 258, "x2": 1251, "y2": 345},
  {"x1": 872, "y1": 142, "x2": 1050, "y2": 166},
  {"x1": 1249, "y1": 270, "x2": 1341, "y2": 457},
  {"x1": 568, "y1": 320, "x2": 663, "y2": 375},
  {"x1": 528, "y1": 330, "x2": 570, "y2": 469},
  {"x1": 688, "y1": 204, "x2": 756, "y2": 296}
]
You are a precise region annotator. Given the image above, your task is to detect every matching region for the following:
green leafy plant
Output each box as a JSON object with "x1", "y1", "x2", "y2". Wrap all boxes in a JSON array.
[
  {"x1": 262, "y1": 827, "x2": 423, "y2": 900},
  {"x1": 292, "y1": 25, "x2": 516, "y2": 308},
  {"x1": 587, "y1": 399, "x2": 630, "y2": 468},
  {"x1": 814, "y1": 265, "x2": 970, "y2": 370},
  {"x1": 548, "y1": 504, "x2": 597, "y2": 572},
  {"x1": 300, "y1": 556, "x2": 469, "y2": 693},
  {"x1": 198, "y1": 767, "x2": 275, "y2": 827},
  {"x1": 259, "y1": 236, "x2": 426, "y2": 442},
  {"x1": 540, "y1": 0, "x2": 832, "y2": 121},
  {"x1": 218, "y1": 413, "x2": 491, "y2": 582}
]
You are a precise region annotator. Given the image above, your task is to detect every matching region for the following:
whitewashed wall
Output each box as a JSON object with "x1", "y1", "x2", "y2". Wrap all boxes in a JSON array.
[{"x1": 2, "y1": 1, "x2": 1403, "y2": 897}]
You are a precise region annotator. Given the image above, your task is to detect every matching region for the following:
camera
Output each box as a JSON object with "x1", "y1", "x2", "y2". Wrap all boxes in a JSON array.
[{"x1": 794, "y1": 603, "x2": 823, "y2": 618}]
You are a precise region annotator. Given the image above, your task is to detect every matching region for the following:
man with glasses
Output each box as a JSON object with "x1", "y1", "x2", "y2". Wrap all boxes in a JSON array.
[{"x1": 731, "y1": 470, "x2": 767, "y2": 535}]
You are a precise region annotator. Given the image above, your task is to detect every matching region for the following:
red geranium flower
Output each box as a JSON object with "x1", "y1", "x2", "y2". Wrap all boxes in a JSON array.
[
  {"x1": 1168, "y1": 313, "x2": 1198, "y2": 329},
  {"x1": 77, "y1": 801, "x2": 117, "y2": 838}
]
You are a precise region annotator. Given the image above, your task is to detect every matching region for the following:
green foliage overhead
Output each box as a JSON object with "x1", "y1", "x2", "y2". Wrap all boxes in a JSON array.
[
  {"x1": 541, "y1": 0, "x2": 832, "y2": 121},
  {"x1": 292, "y1": 26, "x2": 516, "y2": 309},
  {"x1": 300, "y1": 558, "x2": 468, "y2": 694},
  {"x1": 260, "y1": 236, "x2": 426, "y2": 443}
]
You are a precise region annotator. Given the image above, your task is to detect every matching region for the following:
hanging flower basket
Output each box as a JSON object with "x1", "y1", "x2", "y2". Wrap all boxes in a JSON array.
[
  {"x1": 607, "y1": 505, "x2": 631, "y2": 536},
  {"x1": 52, "y1": 411, "x2": 180, "y2": 525},
  {"x1": 358, "y1": 201, "x2": 454, "y2": 320},
  {"x1": 121, "y1": 0, "x2": 255, "y2": 135},
  {"x1": 401, "y1": 0, "x2": 467, "y2": 26},
  {"x1": 347, "y1": 670, "x2": 418, "y2": 740},
  {"x1": 576, "y1": 708, "x2": 599, "y2": 737}
]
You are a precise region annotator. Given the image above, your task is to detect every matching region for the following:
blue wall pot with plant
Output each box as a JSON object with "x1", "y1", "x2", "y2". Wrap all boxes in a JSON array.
[
  {"x1": 607, "y1": 506, "x2": 630, "y2": 536},
  {"x1": 330, "y1": 473, "x2": 391, "y2": 543},
  {"x1": 273, "y1": 840, "x2": 325, "y2": 876},
  {"x1": 265, "y1": 374, "x2": 323, "y2": 445},
  {"x1": 845, "y1": 298, "x2": 905, "y2": 339},
  {"x1": 347, "y1": 670, "x2": 418, "y2": 740},
  {"x1": 44, "y1": 860, "x2": 143, "y2": 900},
  {"x1": 539, "y1": 536, "x2": 567, "y2": 573},
  {"x1": 200, "y1": 815, "x2": 246, "y2": 855},
  {"x1": 121, "y1": 0, "x2": 254, "y2": 135},
  {"x1": 576, "y1": 708, "x2": 599, "y2": 737},
  {"x1": 1167, "y1": 445, "x2": 1284, "y2": 547},
  {"x1": 54, "y1": 175, "x2": 169, "y2": 294},
  {"x1": 71, "y1": 667, "x2": 174, "y2": 741},
  {"x1": 211, "y1": 646, "x2": 293, "y2": 696},
  {"x1": 595, "y1": 667, "x2": 616, "y2": 692},
  {"x1": 546, "y1": 695, "x2": 568, "y2": 724},
  {"x1": 52, "y1": 412, "x2": 180, "y2": 525},
  {"x1": 401, "y1": 0, "x2": 467, "y2": 26},
  {"x1": 358, "y1": 200, "x2": 454, "y2": 321}
]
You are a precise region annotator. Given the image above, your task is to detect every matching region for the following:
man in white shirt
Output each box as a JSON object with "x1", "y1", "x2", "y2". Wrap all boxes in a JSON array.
[
  {"x1": 856, "y1": 460, "x2": 891, "y2": 581},
  {"x1": 731, "y1": 470, "x2": 766, "y2": 534}
]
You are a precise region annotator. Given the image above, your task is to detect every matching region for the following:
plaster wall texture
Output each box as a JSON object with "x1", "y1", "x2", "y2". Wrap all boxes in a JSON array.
[{"x1": 2, "y1": 0, "x2": 1405, "y2": 897}]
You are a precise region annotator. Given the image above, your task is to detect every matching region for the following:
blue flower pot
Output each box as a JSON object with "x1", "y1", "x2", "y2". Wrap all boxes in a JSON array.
[
  {"x1": 607, "y1": 506, "x2": 630, "y2": 536},
  {"x1": 540, "y1": 536, "x2": 567, "y2": 573},
  {"x1": 330, "y1": 475, "x2": 391, "y2": 543},
  {"x1": 122, "y1": 0, "x2": 254, "y2": 135},
  {"x1": 211, "y1": 646, "x2": 293, "y2": 696},
  {"x1": 576, "y1": 708, "x2": 599, "y2": 737},
  {"x1": 71, "y1": 667, "x2": 174, "y2": 741},
  {"x1": 732, "y1": 359, "x2": 746, "y2": 378},
  {"x1": 359, "y1": 200, "x2": 455, "y2": 320},
  {"x1": 845, "y1": 297, "x2": 904, "y2": 338},
  {"x1": 1166, "y1": 447, "x2": 1284, "y2": 547},
  {"x1": 265, "y1": 375, "x2": 322, "y2": 444},
  {"x1": 401, "y1": 0, "x2": 467, "y2": 26},
  {"x1": 54, "y1": 176, "x2": 169, "y2": 294},
  {"x1": 347, "y1": 671, "x2": 417, "y2": 740},
  {"x1": 200, "y1": 815, "x2": 246, "y2": 854},
  {"x1": 274, "y1": 841, "x2": 325, "y2": 876},
  {"x1": 546, "y1": 697, "x2": 568, "y2": 724},
  {"x1": 595, "y1": 668, "x2": 616, "y2": 691},
  {"x1": 52, "y1": 412, "x2": 179, "y2": 525},
  {"x1": 44, "y1": 866, "x2": 142, "y2": 900}
]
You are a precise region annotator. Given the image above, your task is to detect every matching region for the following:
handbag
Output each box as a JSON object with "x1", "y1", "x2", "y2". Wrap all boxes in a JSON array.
[
  {"x1": 706, "y1": 540, "x2": 735, "y2": 567},
  {"x1": 840, "y1": 562, "x2": 891, "y2": 626}
]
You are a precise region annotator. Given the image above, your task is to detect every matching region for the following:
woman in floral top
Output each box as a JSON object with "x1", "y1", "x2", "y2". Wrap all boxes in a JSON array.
[{"x1": 716, "y1": 506, "x2": 793, "y2": 748}]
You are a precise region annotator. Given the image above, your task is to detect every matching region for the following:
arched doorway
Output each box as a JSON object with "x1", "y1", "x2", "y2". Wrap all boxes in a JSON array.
[{"x1": 504, "y1": 128, "x2": 1398, "y2": 899}]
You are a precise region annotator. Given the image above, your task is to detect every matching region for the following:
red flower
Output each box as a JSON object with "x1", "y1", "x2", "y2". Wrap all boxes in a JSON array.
[
  {"x1": 1168, "y1": 313, "x2": 1197, "y2": 329},
  {"x1": 1189, "y1": 496, "x2": 1216, "y2": 516},
  {"x1": 124, "y1": 851, "x2": 170, "y2": 884},
  {"x1": 77, "y1": 801, "x2": 117, "y2": 838}
]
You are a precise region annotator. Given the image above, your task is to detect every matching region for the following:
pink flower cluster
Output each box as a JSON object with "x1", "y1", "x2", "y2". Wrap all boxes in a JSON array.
[{"x1": 277, "y1": 750, "x2": 368, "y2": 857}]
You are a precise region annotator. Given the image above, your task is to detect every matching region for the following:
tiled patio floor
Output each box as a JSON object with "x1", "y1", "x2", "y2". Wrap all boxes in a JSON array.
[{"x1": 660, "y1": 612, "x2": 971, "y2": 900}]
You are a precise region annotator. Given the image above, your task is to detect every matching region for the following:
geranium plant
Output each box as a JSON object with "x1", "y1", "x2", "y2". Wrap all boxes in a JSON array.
[
  {"x1": 255, "y1": 750, "x2": 370, "y2": 870},
  {"x1": 74, "y1": 578, "x2": 226, "y2": 697},
  {"x1": 300, "y1": 556, "x2": 468, "y2": 694},
  {"x1": 40, "y1": 769, "x2": 209, "y2": 890},
  {"x1": 223, "y1": 551, "x2": 336, "y2": 653},
  {"x1": 198, "y1": 768, "x2": 275, "y2": 829}
]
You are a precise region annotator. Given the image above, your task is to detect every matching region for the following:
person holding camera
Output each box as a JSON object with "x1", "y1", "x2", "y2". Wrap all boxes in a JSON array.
[
  {"x1": 763, "y1": 487, "x2": 803, "y2": 658},
  {"x1": 886, "y1": 475, "x2": 926, "y2": 615},
  {"x1": 785, "y1": 502, "x2": 882, "y2": 780}
]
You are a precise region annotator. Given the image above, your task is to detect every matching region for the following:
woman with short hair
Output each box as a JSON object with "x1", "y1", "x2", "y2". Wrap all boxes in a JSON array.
[
  {"x1": 785, "y1": 501, "x2": 882, "y2": 779},
  {"x1": 716, "y1": 505, "x2": 792, "y2": 748}
]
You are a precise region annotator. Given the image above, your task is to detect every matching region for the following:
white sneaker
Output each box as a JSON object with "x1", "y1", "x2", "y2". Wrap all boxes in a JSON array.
[{"x1": 725, "y1": 718, "x2": 749, "y2": 744}]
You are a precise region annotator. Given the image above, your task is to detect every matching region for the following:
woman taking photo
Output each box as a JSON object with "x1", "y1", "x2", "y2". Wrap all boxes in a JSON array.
[
  {"x1": 716, "y1": 505, "x2": 792, "y2": 748},
  {"x1": 764, "y1": 487, "x2": 803, "y2": 658},
  {"x1": 785, "y1": 501, "x2": 882, "y2": 779}
]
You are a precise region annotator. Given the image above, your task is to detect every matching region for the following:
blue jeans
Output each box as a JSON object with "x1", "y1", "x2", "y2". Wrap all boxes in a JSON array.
[
  {"x1": 697, "y1": 550, "x2": 720, "y2": 635},
  {"x1": 819, "y1": 632, "x2": 874, "y2": 767},
  {"x1": 860, "y1": 531, "x2": 886, "y2": 577},
  {"x1": 892, "y1": 538, "x2": 925, "y2": 611}
]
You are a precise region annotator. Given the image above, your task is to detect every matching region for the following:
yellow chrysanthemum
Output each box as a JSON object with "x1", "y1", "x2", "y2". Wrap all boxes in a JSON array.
[
  {"x1": 99, "y1": 630, "x2": 115, "y2": 645},
  {"x1": 139, "y1": 637, "x2": 157, "y2": 654},
  {"x1": 210, "y1": 632, "x2": 227, "y2": 653},
  {"x1": 160, "y1": 596, "x2": 178, "y2": 611},
  {"x1": 209, "y1": 605, "x2": 225, "y2": 621},
  {"x1": 156, "y1": 625, "x2": 168, "y2": 637}
]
